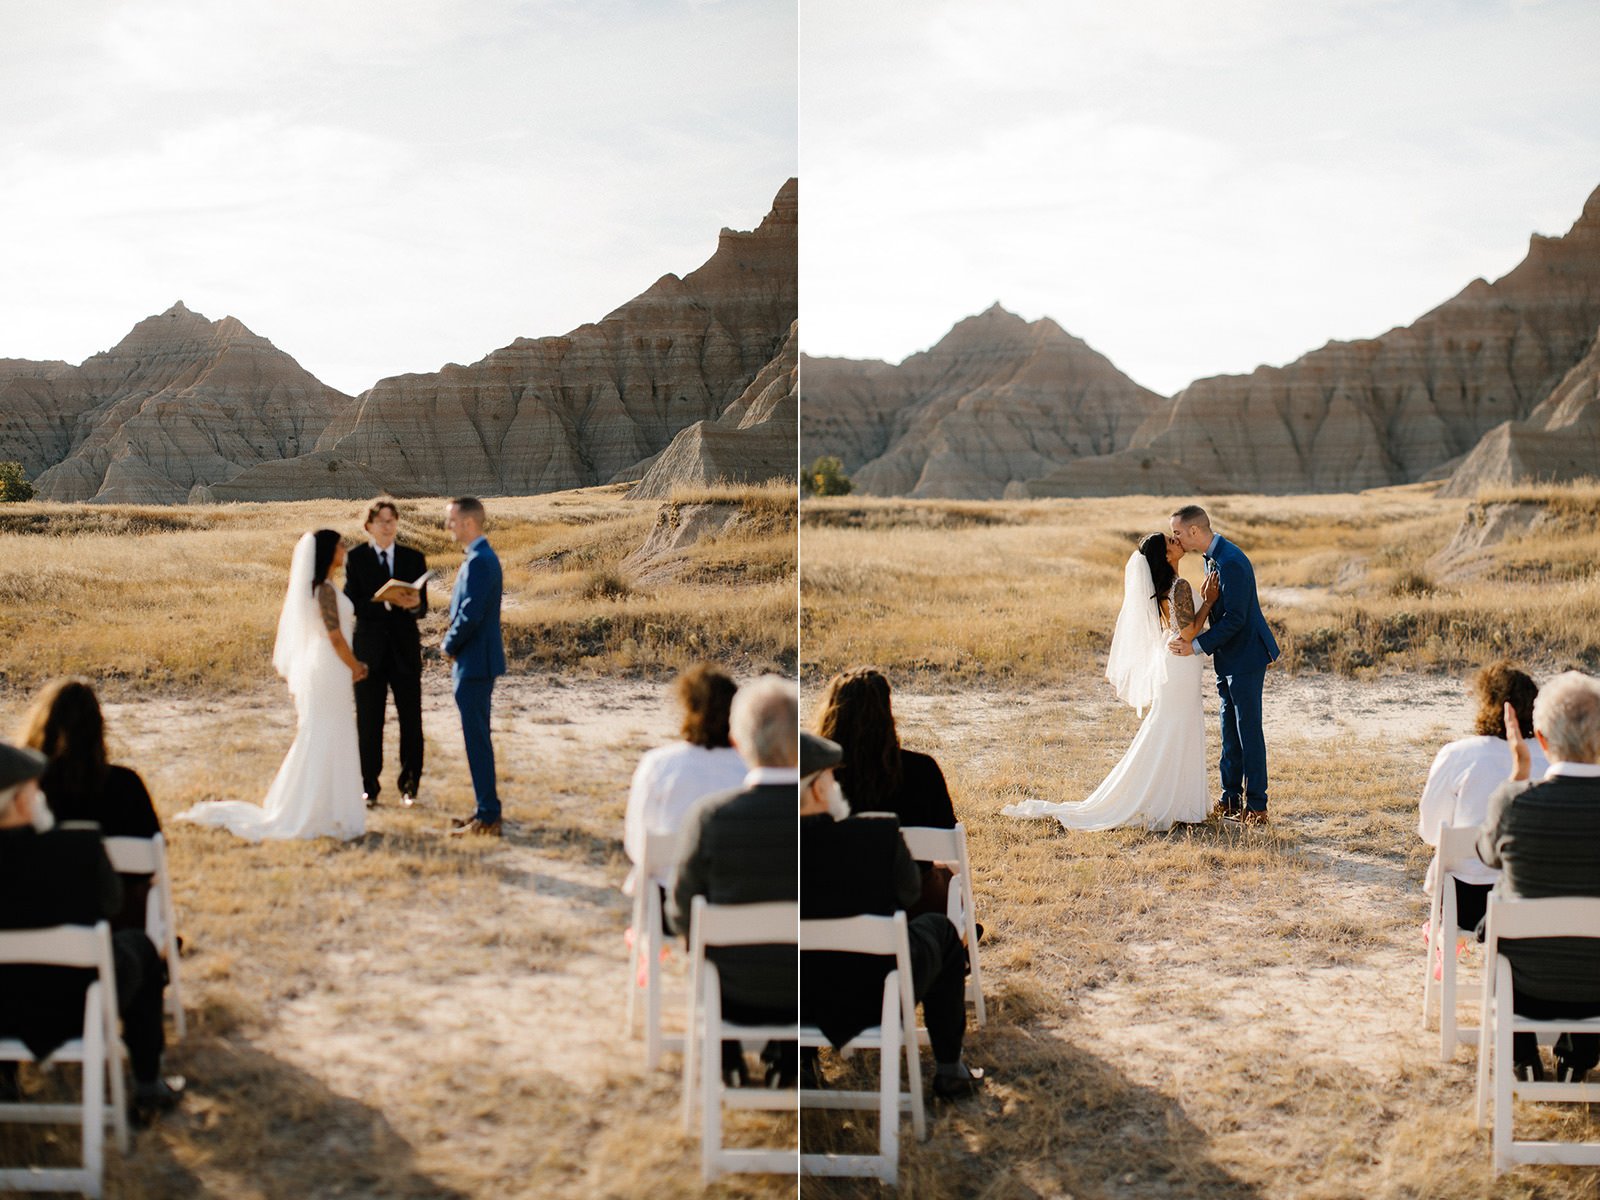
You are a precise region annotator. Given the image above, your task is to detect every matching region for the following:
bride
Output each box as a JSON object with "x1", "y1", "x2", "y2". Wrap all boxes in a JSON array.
[
  {"x1": 178, "y1": 530, "x2": 368, "y2": 841},
  {"x1": 1005, "y1": 532, "x2": 1215, "y2": 832}
]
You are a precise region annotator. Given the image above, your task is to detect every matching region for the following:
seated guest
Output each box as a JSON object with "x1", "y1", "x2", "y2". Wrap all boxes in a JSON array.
[
  {"x1": 815, "y1": 667, "x2": 956, "y2": 827},
  {"x1": 669, "y1": 676, "x2": 798, "y2": 1087},
  {"x1": 1418, "y1": 662, "x2": 1547, "y2": 937},
  {"x1": 800, "y1": 733, "x2": 984, "y2": 1099},
  {"x1": 623, "y1": 664, "x2": 745, "y2": 897},
  {"x1": 1478, "y1": 671, "x2": 1600, "y2": 1083},
  {"x1": 21, "y1": 678, "x2": 162, "y2": 933},
  {"x1": 0, "y1": 740, "x2": 182, "y2": 1115}
]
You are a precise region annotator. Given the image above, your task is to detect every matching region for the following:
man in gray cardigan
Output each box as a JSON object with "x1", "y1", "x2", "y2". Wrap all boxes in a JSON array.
[{"x1": 1478, "y1": 670, "x2": 1600, "y2": 1083}]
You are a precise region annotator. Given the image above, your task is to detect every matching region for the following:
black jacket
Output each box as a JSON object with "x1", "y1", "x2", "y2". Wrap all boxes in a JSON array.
[
  {"x1": 838, "y1": 749, "x2": 957, "y2": 829},
  {"x1": 344, "y1": 542, "x2": 429, "y2": 674},
  {"x1": 1478, "y1": 771, "x2": 1600, "y2": 1002},
  {"x1": 669, "y1": 781, "x2": 797, "y2": 1016},
  {"x1": 0, "y1": 824, "x2": 123, "y2": 1060},
  {"x1": 800, "y1": 812, "x2": 920, "y2": 1047}
]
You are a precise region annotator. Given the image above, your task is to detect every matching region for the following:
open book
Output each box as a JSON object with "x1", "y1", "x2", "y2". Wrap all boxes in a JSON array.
[{"x1": 372, "y1": 570, "x2": 435, "y2": 604}]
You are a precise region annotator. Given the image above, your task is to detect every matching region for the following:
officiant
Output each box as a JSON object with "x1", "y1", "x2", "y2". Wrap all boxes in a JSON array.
[{"x1": 345, "y1": 498, "x2": 429, "y2": 807}]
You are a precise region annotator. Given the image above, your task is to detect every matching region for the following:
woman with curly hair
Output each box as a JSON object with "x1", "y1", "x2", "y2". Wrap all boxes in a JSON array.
[{"x1": 1418, "y1": 661, "x2": 1547, "y2": 933}]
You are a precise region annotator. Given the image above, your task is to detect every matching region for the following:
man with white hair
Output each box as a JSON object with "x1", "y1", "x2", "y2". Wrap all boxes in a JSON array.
[
  {"x1": 669, "y1": 675, "x2": 798, "y2": 1086},
  {"x1": 1478, "y1": 670, "x2": 1600, "y2": 1083},
  {"x1": 0, "y1": 740, "x2": 182, "y2": 1115}
]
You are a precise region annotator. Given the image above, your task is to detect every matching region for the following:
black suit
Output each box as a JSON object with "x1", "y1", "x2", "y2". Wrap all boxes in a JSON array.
[
  {"x1": 1478, "y1": 770, "x2": 1600, "y2": 1071},
  {"x1": 344, "y1": 541, "x2": 428, "y2": 801},
  {"x1": 800, "y1": 812, "x2": 968, "y2": 1064},
  {"x1": 0, "y1": 824, "x2": 166, "y2": 1083}
]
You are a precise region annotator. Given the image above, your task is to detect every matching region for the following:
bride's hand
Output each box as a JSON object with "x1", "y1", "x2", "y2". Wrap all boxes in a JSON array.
[
  {"x1": 352, "y1": 661, "x2": 370, "y2": 683},
  {"x1": 1201, "y1": 571, "x2": 1220, "y2": 604}
]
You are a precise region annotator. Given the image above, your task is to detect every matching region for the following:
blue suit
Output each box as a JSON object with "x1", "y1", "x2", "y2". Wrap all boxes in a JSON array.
[
  {"x1": 444, "y1": 536, "x2": 506, "y2": 822},
  {"x1": 1193, "y1": 535, "x2": 1279, "y2": 813}
]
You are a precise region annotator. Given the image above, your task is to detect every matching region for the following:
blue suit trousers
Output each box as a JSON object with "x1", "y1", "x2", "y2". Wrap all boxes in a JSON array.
[
  {"x1": 1216, "y1": 665, "x2": 1268, "y2": 812},
  {"x1": 453, "y1": 674, "x2": 500, "y2": 823}
]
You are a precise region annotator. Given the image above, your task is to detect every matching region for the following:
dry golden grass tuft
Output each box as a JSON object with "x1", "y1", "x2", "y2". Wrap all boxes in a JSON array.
[
  {"x1": 0, "y1": 482, "x2": 796, "y2": 695},
  {"x1": 801, "y1": 486, "x2": 1600, "y2": 686}
]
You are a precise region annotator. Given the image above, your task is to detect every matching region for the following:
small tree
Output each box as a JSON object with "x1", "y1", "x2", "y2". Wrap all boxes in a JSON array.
[
  {"x1": 805, "y1": 455, "x2": 853, "y2": 497},
  {"x1": 0, "y1": 461, "x2": 34, "y2": 503}
]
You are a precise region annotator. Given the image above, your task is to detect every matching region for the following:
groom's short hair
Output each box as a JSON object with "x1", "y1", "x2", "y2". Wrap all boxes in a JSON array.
[
  {"x1": 449, "y1": 497, "x2": 486, "y2": 525},
  {"x1": 1171, "y1": 504, "x2": 1210, "y2": 529}
]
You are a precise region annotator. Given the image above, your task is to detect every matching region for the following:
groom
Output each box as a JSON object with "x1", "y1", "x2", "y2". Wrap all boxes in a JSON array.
[
  {"x1": 442, "y1": 497, "x2": 506, "y2": 838},
  {"x1": 1167, "y1": 504, "x2": 1279, "y2": 823}
]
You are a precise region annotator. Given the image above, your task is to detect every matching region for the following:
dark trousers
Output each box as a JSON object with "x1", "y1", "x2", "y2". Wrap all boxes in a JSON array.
[
  {"x1": 909, "y1": 913, "x2": 966, "y2": 1065},
  {"x1": 355, "y1": 655, "x2": 423, "y2": 799},
  {"x1": 718, "y1": 996, "x2": 797, "y2": 1079},
  {"x1": 1217, "y1": 665, "x2": 1268, "y2": 812},
  {"x1": 1512, "y1": 992, "x2": 1600, "y2": 1072},
  {"x1": 112, "y1": 930, "x2": 165, "y2": 1084},
  {"x1": 1454, "y1": 879, "x2": 1492, "y2": 935},
  {"x1": 453, "y1": 674, "x2": 500, "y2": 823}
]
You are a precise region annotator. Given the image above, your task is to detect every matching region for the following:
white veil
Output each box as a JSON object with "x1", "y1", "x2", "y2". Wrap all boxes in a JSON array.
[
  {"x1": 272, "y1": 532, "x2": 324, "y2": 699},
  {"x1": 1104, "y1": 550, "x2": 1168, "y2": 717}
]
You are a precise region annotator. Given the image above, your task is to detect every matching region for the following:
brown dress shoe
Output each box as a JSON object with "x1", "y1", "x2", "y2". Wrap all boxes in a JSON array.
[
  {"x1": 448, "y1": 818, "x2": 502, "y2": 838},
  {"x1": 1239, "y1": 810, "x2": 1268, "y2": 826}
]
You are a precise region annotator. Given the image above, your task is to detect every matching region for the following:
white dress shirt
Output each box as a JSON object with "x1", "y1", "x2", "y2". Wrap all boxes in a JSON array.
[
  {"x1": 1418, "y1": 734, "x2": 1548, "y2": 888},
  {"x1": 623, "y1": 742, "x2": 748, "y2": 890}
]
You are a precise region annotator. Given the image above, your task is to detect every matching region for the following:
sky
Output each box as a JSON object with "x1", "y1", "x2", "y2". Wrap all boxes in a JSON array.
[
  {"x1": 0, "y1": 0, "x2": 796, "y2": 395},
  {"x1": 800, "y1": 0, "x2": 1600, "y2": 397}
]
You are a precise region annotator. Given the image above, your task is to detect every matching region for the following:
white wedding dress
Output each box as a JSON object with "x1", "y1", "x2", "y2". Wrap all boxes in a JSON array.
[
  {"x1": 178, "y1": 534, "x2": 365, "y2": 842},
  {"x1": 1004, "y1": 552, "x2": 1208, "y2": 832}
]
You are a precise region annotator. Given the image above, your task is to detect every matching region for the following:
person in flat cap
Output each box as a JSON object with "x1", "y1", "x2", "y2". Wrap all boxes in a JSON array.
[
  {"x1": 800, "y1": 725, "x2": 985, "y2": 1100},
  {"x1": 669, "y1": 675, "x2": 799, "y2": 1088},
  {"x1": 0, "y1": 739, "x2": 183, "y2": 1116}
]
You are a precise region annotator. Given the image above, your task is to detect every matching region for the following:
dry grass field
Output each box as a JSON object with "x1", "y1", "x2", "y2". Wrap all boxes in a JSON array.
[
  {"x1": 801, "y1": 481, "x2": 1600, "y2": 686},
  {"x1": 800, "y1": 484, "x2": 1600, "y2": 1200},
  {"x1": 0, "y1": 484, "x2": 797, "y2": 1199}
]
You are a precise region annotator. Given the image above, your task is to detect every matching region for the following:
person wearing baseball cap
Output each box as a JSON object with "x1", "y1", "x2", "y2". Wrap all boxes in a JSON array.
[
  {"x1": 0, "y1": 738, "x2": 184, "y2": 1117},
  {"x1": 800, "y1": 730, "x2": 985, "y2": 1100}
]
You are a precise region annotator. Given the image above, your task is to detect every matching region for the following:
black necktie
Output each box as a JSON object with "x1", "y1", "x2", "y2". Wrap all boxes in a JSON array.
[{"x1": 381, "y1": 549, "x2": 391, "y2": 577}]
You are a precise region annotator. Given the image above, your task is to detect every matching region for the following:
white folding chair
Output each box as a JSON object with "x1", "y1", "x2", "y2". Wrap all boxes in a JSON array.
[
  {"x1": 1474, "y1": 896, "x2": 1600, "y2": 1174},
  {"x1": 103, "y1": 834, "x2": 186, "y2": 1040},
  {"x1": 1421, "y1": 824, "x2": 1485, "y2": 1060},
  {"x1": 900, "y1": 822, "x2": 986, "y2": 1028},
  {"x1": 624, "y1": 830, "x2": 684, "y2": 1070},
  {"x1": 680, "y1": 897, "x2": 798, "y2": 1183},
  {"x1": 799, "y1": 910, "x2": 927, "y2": 1185},
  {"x1": 0, "y1": 921, "x2": 130, "y2": 1199}
]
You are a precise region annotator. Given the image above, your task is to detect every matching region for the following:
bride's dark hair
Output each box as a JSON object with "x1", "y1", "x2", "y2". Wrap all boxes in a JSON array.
[
  {"x1": 311, "y1": 529, "x2": 343, "y2": 592},
  {"x1": 1138, "y1": 532, "x2": 1176, "y2": 610}
]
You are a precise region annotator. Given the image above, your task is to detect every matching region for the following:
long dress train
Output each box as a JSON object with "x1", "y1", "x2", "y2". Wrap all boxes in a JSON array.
[
  {"x1": 1004, "y1": 573, "x2": 1208, "y2": 832},
  {"x1": 178, "y1": 571, "x2": 365, "y2": 842}
]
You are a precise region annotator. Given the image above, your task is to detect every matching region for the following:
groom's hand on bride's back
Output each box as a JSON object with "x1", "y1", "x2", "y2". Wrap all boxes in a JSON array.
[{"x1": 1168, "y1": 635, "x2": 1193, "y2": 657}]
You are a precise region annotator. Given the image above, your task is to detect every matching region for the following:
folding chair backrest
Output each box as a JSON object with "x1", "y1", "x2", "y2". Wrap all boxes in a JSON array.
[
  {"x1": 1437, "y1": 825, "x2": 1485, "y2": 876},
  {"x1": 1486, "y1": 895, "x2": 1600, "y2": 942},
  {"x1": 102, "y1": 836, "x2": 159, "y2": 875},
  {"x1": 898, "y1": 824, "x2": 961, "y2": 863},
  {"x1": 695, "y1": 899, "x2": 798, "y2": 948},
  {"x1": 0, "y1": 925, "x2": 103, "y2": 969},
  {"x1": 642, "y1": 830, "x2": 681, "y2": 883},
  {"x1": 800, "y1": 913, "x2": 902, "y2": 957}
]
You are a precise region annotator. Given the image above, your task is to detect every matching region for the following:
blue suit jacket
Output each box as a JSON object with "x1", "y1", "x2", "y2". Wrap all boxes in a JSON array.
[
  {"x1": 443, "y1": 536, "x2": 507, "y2": 681},
  {"x1": 1193, "y1": 536, "x2": 1279, "y2": 676}
]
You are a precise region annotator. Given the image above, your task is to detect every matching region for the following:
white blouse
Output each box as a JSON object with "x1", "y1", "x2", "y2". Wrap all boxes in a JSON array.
[
  {"x1": 1418, "y1": 734, "x2": 1548, "y2": 888},
  {"x1": 623, "y1": 742, "x2": 748, "y2": 891}
]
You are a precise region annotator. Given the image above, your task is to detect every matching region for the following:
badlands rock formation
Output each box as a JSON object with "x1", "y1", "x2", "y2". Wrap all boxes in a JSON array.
[
  {"x1": 1019, "y1": 183, "x2": 1600, "y2": 497},
  {"x1": 1439, "y1": 317, "x2": 1600, "y2": 495},
  {"x1": 628, "y1": 321, "x2": 797, "y2": 500},
  {"x1": 800, "y1": 304, "x2": 1164, "y2": 498},
  {"x1": 213, "y1": 179, "x2": 798, "y2": 502},
  {"x1": 0, "y1": 304, "x2": 350, "y2": 503}
]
